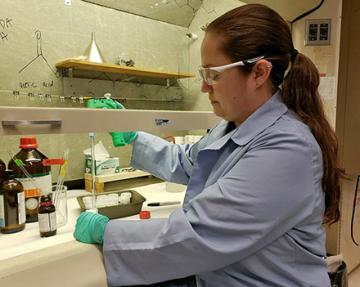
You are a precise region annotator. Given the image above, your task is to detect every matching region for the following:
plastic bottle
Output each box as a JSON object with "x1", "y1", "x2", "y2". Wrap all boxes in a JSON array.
[
  {"x1": 0, "y1": 159, "x2": 5, "y2": 185},
  {"x1": 0, "y1": 170, "x2": 26, "y2": 234},
  {"x1": 38, "y1": 194, "x2": 57, "y2": 237},
  {"x1": 8, "y1": 137, "x2": 51, "y2": 223}
]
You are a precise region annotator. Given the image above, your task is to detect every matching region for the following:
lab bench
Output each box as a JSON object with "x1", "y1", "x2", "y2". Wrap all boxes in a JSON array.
[{"x1": 0, "y1": 182, "x2": 186, "y2": 287}]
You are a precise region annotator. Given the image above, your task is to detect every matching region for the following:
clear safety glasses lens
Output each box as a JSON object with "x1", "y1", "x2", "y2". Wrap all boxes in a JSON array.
[
  {"x1": 198, "y1": 68, "x2": 221, "y2": 86},
  {"x1": 198, "y1": 55, "x2": 266, "y2": 86}
]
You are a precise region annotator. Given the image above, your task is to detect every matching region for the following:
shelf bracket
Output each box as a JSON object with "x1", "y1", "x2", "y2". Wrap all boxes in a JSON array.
[
  {"x1": 68, "y1": 68, "x2": 73, "y2": 78},
  {"x1": 60, "y1": 67, "x2": 74, "y2": 78}
]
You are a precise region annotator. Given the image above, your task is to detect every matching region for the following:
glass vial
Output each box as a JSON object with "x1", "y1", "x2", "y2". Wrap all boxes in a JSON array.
[
  {"x1": 0, "y1": 170, "x2": 26, "y2": 234},
  {"x1": 38, "y1": 194, "x2": 57, "y2": 237}
]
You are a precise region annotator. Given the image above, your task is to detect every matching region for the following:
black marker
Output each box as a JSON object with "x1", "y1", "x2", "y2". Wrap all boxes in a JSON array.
[{"x1": 147, "y1": 201, "x2": 181, "y2": 207}]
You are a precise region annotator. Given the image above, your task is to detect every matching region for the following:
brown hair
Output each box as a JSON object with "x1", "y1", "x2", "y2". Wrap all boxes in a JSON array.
[{"x1": 206, "y1": 4, "x2": 341, "y2": 224}]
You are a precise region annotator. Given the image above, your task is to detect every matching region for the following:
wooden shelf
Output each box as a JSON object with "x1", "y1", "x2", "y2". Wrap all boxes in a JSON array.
[{"x1": 56, "y1": 59, "x2": 194, "y2": 79}]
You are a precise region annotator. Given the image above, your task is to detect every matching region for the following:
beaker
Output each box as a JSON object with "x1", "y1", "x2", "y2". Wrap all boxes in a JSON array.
[{"x1": 51, "y1": 185, "x2": 68, "y2": 228}]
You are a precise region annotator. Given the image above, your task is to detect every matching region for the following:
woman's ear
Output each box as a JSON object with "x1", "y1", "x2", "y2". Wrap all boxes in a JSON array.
[{"x1": 252, "y1": 59, "x2": 272, "y2": 88}]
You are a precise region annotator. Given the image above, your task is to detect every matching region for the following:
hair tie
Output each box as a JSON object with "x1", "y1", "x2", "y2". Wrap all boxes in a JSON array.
[{"x1": 291, "y1": 49, "x2": 298, "y2": 63}]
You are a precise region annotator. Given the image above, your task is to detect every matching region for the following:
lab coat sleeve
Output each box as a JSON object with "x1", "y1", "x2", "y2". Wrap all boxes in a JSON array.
[
  {"x1": 103, "y1": 129, "x2": 323, "y2": 286},
  {"x1": 130, "y1": 132, "x2": 199, "y2": 185}
]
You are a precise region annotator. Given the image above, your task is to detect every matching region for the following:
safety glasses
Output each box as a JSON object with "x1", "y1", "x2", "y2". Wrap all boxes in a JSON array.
[{"x1": 198, "y1": 55, "x2": 266, "y2": 85}]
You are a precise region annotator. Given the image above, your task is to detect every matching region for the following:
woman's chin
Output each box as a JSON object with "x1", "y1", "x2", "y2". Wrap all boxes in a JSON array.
[{"x1": 212, "y1": 107, "x2": 225, "y2": 118}]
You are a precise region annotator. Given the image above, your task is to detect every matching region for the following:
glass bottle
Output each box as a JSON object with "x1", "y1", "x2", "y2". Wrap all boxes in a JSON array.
[
  {"x1": 8, "y1": 137, "x2": 51, "y2": 223},
  {"x1": 0, "y1": 159, "x2": 5, "y2": 185},
  {"x1": 0, "y1": 170, "x2": 26, "y2": 234},
  {"x1": 38, "y1": 194, "x2": 57, "y2": 237}
]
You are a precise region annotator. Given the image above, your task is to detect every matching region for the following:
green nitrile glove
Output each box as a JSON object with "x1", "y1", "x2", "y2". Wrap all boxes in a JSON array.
[
  {"x1": 111, "y1": 130, "x2": 138, "y2": 147},
  {"x1": 73, "y1": 211, "x2": 109, "y2": 244},
  {"x1": 86, "y1": 98, "x2": 120, "y2": 109},
  {"x1": 86, "y1": 99, "x2": 138, "y2": 147}
]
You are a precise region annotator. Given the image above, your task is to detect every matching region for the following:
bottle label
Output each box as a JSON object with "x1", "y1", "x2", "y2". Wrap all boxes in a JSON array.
[
  {"x1": 16, "y1": 174, "x2": 52, "y2": 198},
  {"x1": 25, "y1": 197, "x2": 39, "y2": 211},
  {"x1": 38, "y1": 212, "x2": 57, "y2": 232},
  {"x1": 0, "y1": 195, "x2": 4, "y2": 228},
  {"x1": 17, "y1": 192, "x2": 26, "y2": 224}
]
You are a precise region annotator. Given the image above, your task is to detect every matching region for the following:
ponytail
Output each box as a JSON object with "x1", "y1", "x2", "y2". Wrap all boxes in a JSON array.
[{"x1": 282, "y1": 53, "x2": 341, "y2": 224}]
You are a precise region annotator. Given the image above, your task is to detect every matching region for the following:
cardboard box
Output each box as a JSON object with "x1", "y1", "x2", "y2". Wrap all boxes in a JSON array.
[
  {"x1": 85, "y1": 157, "x2": 120, "y2": 175},
  {"x1": 84, "y1": 169, "x2": 152, "y2": 193}
]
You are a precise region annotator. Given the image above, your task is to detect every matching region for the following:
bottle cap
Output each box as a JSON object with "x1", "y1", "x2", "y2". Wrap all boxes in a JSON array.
[
  {"x1": 4, "y1": 170, "x2": 15, "y2": 179},
  {"x1": 111, "y1": 132, "x2": 126, "y2": 147},
  {"x1": 19, "y1": 137, "x2": 38, "y2": 148},
  {"x1": 40, "y1": 194, "x2": 52, "y2": 203},
  {"x1": 139, "y1": 210, "x2": 151, "y2": 219}
]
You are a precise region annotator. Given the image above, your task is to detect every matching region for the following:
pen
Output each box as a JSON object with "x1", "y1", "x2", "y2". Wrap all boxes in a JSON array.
[{"x1": 147, "y1": 201, "x2": 181, "y2": 207}]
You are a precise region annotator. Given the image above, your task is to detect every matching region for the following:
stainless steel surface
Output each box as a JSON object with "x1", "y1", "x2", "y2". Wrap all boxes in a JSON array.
[
  {"x1": 2, "y1": 120, "x2": 62, "y2": 126},
  {"x1": 81, "y1": 32, "x2": 107, "y2": 63}
]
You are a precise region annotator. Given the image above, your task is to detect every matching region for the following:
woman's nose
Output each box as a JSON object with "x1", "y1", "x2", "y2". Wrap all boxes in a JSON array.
[{"x1": 201, "y1": 80, "x2": 213, "y2": 93}]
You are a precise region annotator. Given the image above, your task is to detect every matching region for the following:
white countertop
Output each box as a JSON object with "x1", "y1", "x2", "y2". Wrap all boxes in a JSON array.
[{"x1": 0, "y1": 182, "x2": 185, "y2": 261}]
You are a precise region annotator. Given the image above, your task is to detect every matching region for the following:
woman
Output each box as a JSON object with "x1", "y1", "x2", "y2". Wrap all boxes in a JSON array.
[{"x1": 74, "y1": 4, "x2": 341, "y2": 287}]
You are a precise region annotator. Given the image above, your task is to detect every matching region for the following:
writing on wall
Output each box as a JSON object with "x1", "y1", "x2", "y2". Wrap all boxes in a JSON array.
[
  {"x1": 19, "y1": 80, "x2": 54, "y2": 89},
  {"x1": 0, "y1": 18, "x2": 13, "y2": 41},
  {"x1": 19, "y1": 30, "x2": 58, "y2": 77}
]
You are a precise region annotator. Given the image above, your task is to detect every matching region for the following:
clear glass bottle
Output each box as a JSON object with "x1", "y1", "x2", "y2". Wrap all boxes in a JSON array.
[
  {"x1": 38, "y1": 194, "x2": 57, "y2": 237},
  {"x1": 0, "y1": 170, "x2": 26, "y2": 234},
  {"x1": 8, "y1": 137, "x2": 51, "y2": 223}
]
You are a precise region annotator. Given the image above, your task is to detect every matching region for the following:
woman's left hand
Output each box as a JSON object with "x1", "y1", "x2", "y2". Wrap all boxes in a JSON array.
[{"x1": 73, "y1": 211, "x2": 109, "y2": 244}]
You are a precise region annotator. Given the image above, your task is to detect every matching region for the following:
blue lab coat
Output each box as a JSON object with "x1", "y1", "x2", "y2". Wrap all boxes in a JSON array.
[{"x1": 103, "y1": 91, "x2": 331, "y2": 287}]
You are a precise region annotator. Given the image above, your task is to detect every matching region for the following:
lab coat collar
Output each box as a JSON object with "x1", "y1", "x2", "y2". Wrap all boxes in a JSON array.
[
  {"x1": 231, "y1": 90, "x2": 288, "y2": 146},
  {"x1": 205, "y1": 90, "x2": 288, "y2": 151}
]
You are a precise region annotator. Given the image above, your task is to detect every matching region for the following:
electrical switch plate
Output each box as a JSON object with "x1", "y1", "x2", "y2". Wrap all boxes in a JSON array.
[
  {"x1": 64, "y1": 0, "x2": 72, "y2": 5},
  {"x1": 305, "y1": 19, "x2": 331, "y2": 46}
]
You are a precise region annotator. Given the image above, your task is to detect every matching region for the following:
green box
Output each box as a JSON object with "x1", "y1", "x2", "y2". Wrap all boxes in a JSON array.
[{"x1": 85, "y1": 157, "x2": 120, "y2": 175}]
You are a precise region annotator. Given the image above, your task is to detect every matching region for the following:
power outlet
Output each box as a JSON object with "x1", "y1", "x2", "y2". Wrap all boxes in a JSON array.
[{"x1": 305, "y1": 19, "x2": 331, "y2": 46}]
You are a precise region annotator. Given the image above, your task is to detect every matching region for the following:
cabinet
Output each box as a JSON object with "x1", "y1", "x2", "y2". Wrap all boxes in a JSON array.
[{"x1": 325, "y1": 0, "x2": 360, "y2": 273}]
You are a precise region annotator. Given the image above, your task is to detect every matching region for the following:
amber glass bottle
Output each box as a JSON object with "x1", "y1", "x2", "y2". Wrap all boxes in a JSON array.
[
  {"x1": 0, "y1": 159, "x2": 5, "y2": 185},
  {"x1": 8, "y1": 137, "x2": 51, "y2": 223},
  {"x1": 38, "y1": 194, "x2": 57, "y2": 237},
  {"x1": 0, "y1": 170, "x2": 26, "y2": 234}
]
